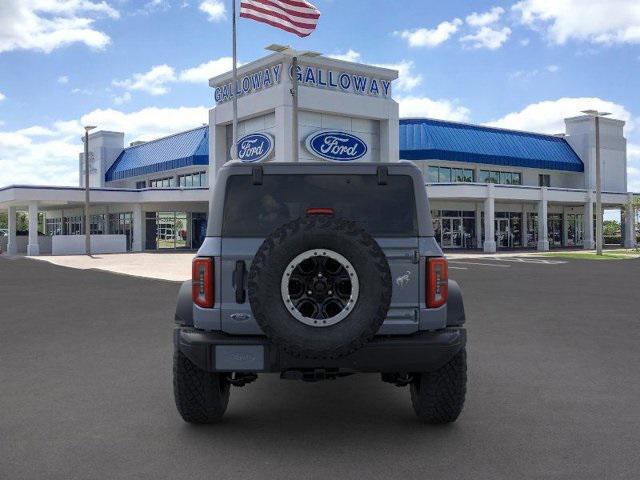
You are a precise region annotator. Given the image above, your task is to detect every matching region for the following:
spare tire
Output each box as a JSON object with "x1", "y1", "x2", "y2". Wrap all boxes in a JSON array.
[{"x1": 248, "y1": 215, "x2": 392, "y2": 359}]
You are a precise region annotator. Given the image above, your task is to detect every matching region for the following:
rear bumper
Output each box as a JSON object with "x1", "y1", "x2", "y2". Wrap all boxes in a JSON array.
[{"x1": 174, "y1": 327, "x2": 466, "y2": 374}]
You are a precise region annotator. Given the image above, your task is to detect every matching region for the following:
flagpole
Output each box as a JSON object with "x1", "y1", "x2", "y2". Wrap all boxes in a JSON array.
[
  {"x1": 291, "y1": 55, "x2": 299, "y2": 162},
  {"x1": 231, "y1": 0, "x2": 239, "y2": 160}
]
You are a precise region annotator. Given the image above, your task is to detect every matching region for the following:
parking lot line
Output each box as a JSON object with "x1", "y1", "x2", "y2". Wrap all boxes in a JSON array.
[{"x1": 448, "y1": 261, "x2": 511, "y2": 268}]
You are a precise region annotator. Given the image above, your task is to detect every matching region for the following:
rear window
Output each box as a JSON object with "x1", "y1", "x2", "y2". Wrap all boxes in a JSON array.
[{"x1": 222, "y1": 173, "x2": 418, "y2": 237}]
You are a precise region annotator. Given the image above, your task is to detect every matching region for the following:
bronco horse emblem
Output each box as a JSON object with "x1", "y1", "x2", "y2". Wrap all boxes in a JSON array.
[{"x1": 395, "y1": 271, "x2": 411, "y2": 288}]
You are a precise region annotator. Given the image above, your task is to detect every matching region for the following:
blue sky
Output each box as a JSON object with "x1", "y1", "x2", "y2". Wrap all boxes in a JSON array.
[{"x1": 1, "y1": 0, "x2": 639, "y2": 193}]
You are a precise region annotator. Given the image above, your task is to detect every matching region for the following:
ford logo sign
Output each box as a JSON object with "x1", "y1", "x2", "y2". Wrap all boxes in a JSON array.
[
  {"x1": 235, "y1": 133, "x2": 274, "y2": 163},
  {"x1": 305, "y1": 130, "x2": 368, "y2": 162}
]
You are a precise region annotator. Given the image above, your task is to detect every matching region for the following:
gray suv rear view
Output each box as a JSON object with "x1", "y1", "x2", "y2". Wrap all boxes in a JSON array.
[{"x1": 173, "y1": 161, "x2": 467, "y2": 424}]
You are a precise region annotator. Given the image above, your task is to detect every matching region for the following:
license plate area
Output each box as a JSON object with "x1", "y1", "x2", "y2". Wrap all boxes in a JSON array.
[{"x1": 214, "y1": 345, "x2": 265, "y2": 371}]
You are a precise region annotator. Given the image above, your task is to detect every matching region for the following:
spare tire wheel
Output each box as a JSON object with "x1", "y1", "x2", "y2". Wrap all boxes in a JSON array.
[{"x1": 248, "y1": 216, "x2": 392, "y2": 359}]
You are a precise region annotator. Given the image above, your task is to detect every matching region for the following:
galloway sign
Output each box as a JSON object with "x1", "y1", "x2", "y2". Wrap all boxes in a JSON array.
[
  {"x1": 305, "y1": 131, "x2": 368, "y2": 162},
  {"x1": 235, "y1": 133, "x2": 274, "y2": 163},
  {"x1": 292, "y1": 64, "x2": 392, "y2": 99},
  {"x1": 213, "y1": 61, "x2": 394, "y2": 104}
]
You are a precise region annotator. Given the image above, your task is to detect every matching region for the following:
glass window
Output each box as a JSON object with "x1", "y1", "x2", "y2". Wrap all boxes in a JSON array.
[
  {"x1": 464, "y1": 169, "x2": 474, "y2": 182},
  {"x1": 512, "y1": 173, "x2": 522, "y2": 185},
  {"x1": 136, "y1": 181, "x2": 146, "y2": 189},
  {"x1": 479, "y1": 170, "x2": 490, "y2": 183},
  {"x1": 427, "y1": 167, "x2": 439, "y2": 183},
  {"x1": 222, "y1": 174, "x2": 418, "y2": 237},
  {"x1": 501, "y1": 172, "x2": 513, "y2": 184},
  {"x1": 539, "y1": 174, "x2": 550, "y2": 187},
  {"x1": 438, "y1": 167, "x2": 451, "y2": 183}
]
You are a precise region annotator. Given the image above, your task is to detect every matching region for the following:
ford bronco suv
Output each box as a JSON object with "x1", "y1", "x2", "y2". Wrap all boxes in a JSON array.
[{"x1": 173, "y1": 161, "x2": 467, "y2": 424}]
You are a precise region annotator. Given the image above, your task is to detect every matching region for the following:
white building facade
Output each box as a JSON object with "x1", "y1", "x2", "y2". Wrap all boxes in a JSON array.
[{"x1": 0, "y1": 52, "x2": 637, "y2": 255}]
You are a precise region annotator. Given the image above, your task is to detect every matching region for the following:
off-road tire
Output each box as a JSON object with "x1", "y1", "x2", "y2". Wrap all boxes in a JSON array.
[
  {"x1": 248, "y1": 215, "x2": 392, "y2": 360},
  {"x1": 410, "y1": 347, "x2": 467, "y2": 424},
  {"x1": 173, "y1": 349, "x2": 230, "y2": 424}
]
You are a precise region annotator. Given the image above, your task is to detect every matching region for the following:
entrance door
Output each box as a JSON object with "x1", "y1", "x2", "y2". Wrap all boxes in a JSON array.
[
  {"x1": 451, "y1": 218, "x2": 463, "y2": 248},
  {"x1": 441, "y1": 218, "x2": 463, "y2": 249},
  {"x1": 441, "y1": 218, "x2": 453, "y2": 248},
  {"x1": 496, "y1": 218, "x2": 511, "y2": 248}
]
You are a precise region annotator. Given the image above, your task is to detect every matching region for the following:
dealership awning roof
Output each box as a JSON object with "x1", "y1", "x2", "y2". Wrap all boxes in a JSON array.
[
  {"x1": 399, "y1": 118, "x2": 584, "y2": 172},
  {"x1": 105, "y1": 126, "x2": 209, "y2": 181}
]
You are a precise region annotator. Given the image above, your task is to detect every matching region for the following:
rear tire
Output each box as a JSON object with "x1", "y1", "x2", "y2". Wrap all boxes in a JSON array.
[
  {"x1": 173, "y1": 349, "x2": 230, "y2": 424},
  {"x1": 410, "y1": 348, "x2": 467, "y2": 424}
]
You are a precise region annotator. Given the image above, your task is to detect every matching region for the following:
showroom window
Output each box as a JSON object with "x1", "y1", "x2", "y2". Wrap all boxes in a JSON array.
[
  {"x1": 427, "y1": 166, "x2": 474, "y2": 183},
  {"x1": 479, "y1": 170, "x2": 522, "y2": 185},
  {"x1": 178, "y1": 171, "x2": 208, "y2": 188},
  {"x1": 539, "y1": 174, "x2": 551, "y2": 187},
  {"x1": 149, "y1": 177, "x2": 175, "y2": 188}
]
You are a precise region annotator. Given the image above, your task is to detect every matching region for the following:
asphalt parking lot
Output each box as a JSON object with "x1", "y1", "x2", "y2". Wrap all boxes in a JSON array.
[{"x1": 1, "y1": 255, "x2": 639, "y2": 480}]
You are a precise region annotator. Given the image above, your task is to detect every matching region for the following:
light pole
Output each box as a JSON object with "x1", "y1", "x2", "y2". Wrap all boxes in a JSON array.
[
  {"x1": 83, "y1": 125, "x2": 96, "y2": 255},
  {"x1": 266, "y1": 44, "x2": 320, "y2": 162},
  {"x1": 581, "y1": 110, "x2": 610, "y2": 256}
]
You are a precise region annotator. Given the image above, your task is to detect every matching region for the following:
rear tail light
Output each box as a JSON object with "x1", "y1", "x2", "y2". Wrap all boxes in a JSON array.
[
  {"x1": 306, "y1": 207, "x2": 335, "y2": 216},
  {"x1": 427, "y1": 257, "x2": 448, "y2": 308},
  {"x1": 192, "y1": 257, "x2": 214, "y2": 308}
]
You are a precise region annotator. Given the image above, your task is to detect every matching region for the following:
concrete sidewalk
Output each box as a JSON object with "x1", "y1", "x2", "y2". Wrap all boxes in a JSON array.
[{"x1": 19, "y1": 252, "x2": 194, "y2": 282}]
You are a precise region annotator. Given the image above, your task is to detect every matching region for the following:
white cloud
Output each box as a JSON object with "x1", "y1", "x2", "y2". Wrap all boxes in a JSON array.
[
  {"x1": 113, "y1": 64, "x2": 177, "y2": 95},
  {"x1": 486, "y1": 97, "x2": 633, "y2": 134},
  {"x1": 57, "y1": 75, "x2": 69, "y2": 84},
  {"x1": 328, "y1": 50, "x2": 362, "y2": 63},
  {"x1": 396, "y1": 19, "x2": 462, "y2": 48},
  {"x1": 373, "y1": 60, "x2": 422, "y2": 93},
  {"x1": 520, "y1": 38, "x2": 530, "y2": 46},
  {"x1": 461, "y1": 26, "x2": 511, "y2": 50},
  {"x1": 199, "y1": 0, "x2": 226, "y2": 21},
  {"x1": 0, "y1": 105, "x2": 209, "y2": 187},
  {"x1": 513, "y1": 0, "x2": 640, "y2": 45},
  {"x1": 397, "y1": 96, "x2": 471, "y2": 122},
  {"x1": 113, "y1": 91, "x2": 132, "y2": 105},
  {"x1": 466, "y1": 6, "x2": 505, "y2": 27},
  {"x1": 179, "y1": 56, "x2": 234, "y2": 83},
  {"x1": 0, "y1": 92, "x2": 5, "y2": 102},
  {"x1": 509, "y1": 64, "x2": 560, "y2": 81},
  {"x1": 0, "y1": 0, "x2": 119, "y2": 54}
]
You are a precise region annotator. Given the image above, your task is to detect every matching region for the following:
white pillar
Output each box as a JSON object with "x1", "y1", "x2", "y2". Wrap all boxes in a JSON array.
[
  {"x1": 562, "y1": 207, "x2": 569, "y2": 247},
  {"x1": 624, "y1": 194, "x2": 636, "y2": 248},
  {"x1": 522, "y1": 205, "x2": 528, "y2": 248},
  {"x1": 27, "y1": 203, "x2": 40, "y2": 256},
  {"x1": 483, "y1": 184, "x2": 496, "y2": 253},
  {"x1": 584, "y1": 195, "x2": 595, "y2": 249},
  {"x1": 7, "y1": 206, "x2": 17, "y2": 254},
  {"x1": 537, "y1": 188, "x2": 549, "y2": 251},
  {"x1": 475, "y1": 203, "x2": 482, "y2": 250},
  {"x1": 132, "y1": 204, "x2": 143, "y2": 252}
]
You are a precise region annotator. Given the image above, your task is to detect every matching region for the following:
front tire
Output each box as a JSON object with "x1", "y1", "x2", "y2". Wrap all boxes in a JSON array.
[
  {"x1": 173, "y1": 350, "x2": 230, "y2": 424},
  {"x1": 410, "y1": 348, "x2": 467, "y2": 424}
]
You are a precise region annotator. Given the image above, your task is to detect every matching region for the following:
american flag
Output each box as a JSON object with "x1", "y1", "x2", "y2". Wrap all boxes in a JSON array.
[{"x1": 240, "y1": 0, "x2": 321, "y2": 38}]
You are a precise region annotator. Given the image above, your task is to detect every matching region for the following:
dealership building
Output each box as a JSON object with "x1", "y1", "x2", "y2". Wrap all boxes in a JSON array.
[{"x1": 0, "y1": 52, "x2": 637, "y2": 255}]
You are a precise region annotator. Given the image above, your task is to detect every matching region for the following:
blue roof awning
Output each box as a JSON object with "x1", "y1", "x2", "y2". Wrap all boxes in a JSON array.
[
  {"x1": 105, "y1": 126, "x2": 209, "y2": 181},
  {"x1": 399, "y1": 118, "x2": 584, "y2": 172}
]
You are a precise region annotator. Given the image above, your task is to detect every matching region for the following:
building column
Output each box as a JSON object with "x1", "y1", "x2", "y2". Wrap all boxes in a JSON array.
[
  {"x1": 7, "y1": 206, "x2": 17, "y2": 254},
  {"x1": 562, "y1": 207, "x2": 569, "y2": 247},
  {"x1": 27, "y1": 203, "x2": 40, "y2": 256},
  {"x1": 475, "y1": 203, "x2": 482, "y2": 250},
  {"x1": 132, "y1": 204, "x2": 143, "y2": 252},
  {"x1": 537, "y1": 188, "x2": 549, "y2": 251},
  {"x1": 483, "y1": 184, "x2": 496, "y2": 253},
  {"x1": 624, "y1": 194, "x2": 636, "y2": 248},
  {"x1": 583, "y1": 195, "x2": 595, "y2": 249}
]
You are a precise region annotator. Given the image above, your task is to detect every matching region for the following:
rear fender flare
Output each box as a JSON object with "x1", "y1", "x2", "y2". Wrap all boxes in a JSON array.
[
  {"x1": 446, "y1": 279, "x2": 465, "y2": 326},
  {"x1": 175, "y1": 280, "x2": 193, "y2": 326}
]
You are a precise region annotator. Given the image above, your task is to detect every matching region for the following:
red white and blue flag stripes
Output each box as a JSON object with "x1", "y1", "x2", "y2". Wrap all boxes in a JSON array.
[{"x1": 240, "y1": 0, "x2": 321, "y2": 37}]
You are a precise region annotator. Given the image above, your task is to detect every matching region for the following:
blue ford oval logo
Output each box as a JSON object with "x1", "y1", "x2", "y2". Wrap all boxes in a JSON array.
[
  {"x1": 305, "y1": 130, "x2": 368, "y2": 162},
  {"x1": 236, "y1": 133, "x2": 274, "y2": 163}
]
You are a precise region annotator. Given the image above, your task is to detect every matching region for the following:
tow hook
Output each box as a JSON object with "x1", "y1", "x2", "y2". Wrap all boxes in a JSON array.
[{"x1": 227, "y1": 372, "x2": 258, "y2": 387}]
